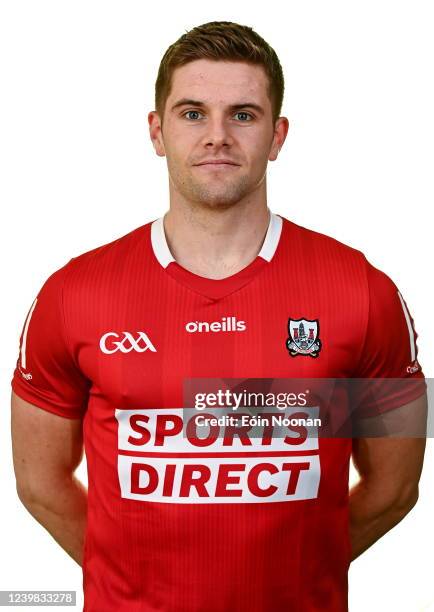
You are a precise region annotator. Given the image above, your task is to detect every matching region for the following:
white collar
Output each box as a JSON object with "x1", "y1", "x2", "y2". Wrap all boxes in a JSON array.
[{"x1": 150, "y1": 209, "x2": 283, "y2": 269}]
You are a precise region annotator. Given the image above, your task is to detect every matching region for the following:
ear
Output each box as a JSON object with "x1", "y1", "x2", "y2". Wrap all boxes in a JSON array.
[
  {"x1": 269, "y1": 116, "x2": 290, "y2": 162},
  {"x1": 148, "y1": 111, "x2": 166, "y2": 158}
]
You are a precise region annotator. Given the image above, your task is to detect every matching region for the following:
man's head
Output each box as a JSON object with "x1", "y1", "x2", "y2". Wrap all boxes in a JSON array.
[{"x1": 148, "y1": 21, "x2": 289, "y2": 211}]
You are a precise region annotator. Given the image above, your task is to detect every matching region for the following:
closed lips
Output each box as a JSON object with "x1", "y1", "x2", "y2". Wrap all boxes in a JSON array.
[{"x1": 196, "y1": 160, "x2": 239, "y2": 165}]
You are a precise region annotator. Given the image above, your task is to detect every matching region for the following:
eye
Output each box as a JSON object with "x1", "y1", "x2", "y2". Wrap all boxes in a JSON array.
[
  {"x1": 182, "y1": 110, "x2": 254, "y2": 121},
  {"x1": 183, "y1": 110, "x2": 203, "y2": 121},
  {"x1": 235, "y1": 112, "x2": 253, "y2": 121}
]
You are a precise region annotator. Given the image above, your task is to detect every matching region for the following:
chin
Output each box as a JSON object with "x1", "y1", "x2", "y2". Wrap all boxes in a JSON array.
[
  {"x1": 195, "y1": 190, "x2": 246, "y2": 208},
  {"x1": 202, "y1": 200, "x2": 239, "y2": 211}
]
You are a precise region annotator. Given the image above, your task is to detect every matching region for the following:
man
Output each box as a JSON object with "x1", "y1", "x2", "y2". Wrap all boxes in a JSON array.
[{"x1": 11, "y1": 20, "x2": 427, "y2": 612}]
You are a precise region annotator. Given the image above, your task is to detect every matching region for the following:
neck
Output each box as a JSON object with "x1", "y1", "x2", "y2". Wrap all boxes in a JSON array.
[{"x1": 163, "y1": 201, "x2": 271, "y2": 280}]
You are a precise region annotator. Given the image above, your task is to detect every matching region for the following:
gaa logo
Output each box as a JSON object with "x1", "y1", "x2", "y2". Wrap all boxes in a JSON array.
[{"x1": 99, "y1": 331, "x2": 157, "y2": 354}]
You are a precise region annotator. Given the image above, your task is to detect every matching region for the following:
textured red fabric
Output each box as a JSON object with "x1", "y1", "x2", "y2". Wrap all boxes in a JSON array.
[{"x1": 11, "y1": 214, "x2": 425, "y2": 611}]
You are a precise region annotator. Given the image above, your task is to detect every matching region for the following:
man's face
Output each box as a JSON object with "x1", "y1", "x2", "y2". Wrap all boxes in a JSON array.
[{"x1": 149, "y1": 59, "x2": 287, "y2": 210}]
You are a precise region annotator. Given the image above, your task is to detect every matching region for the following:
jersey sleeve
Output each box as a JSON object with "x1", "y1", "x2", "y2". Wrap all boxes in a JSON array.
[
  {"x1": 11, "y1": 262, "x2": 90, "y2": 419},
  {"x1": 352, "y1": 258, "x2": 426, "y2": 418}
]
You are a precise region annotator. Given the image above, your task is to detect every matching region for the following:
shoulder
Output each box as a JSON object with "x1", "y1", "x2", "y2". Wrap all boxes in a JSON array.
[
  {"x1": 66, "y1": 222, "x2": 151, "y2": 276},
  {"x1": 279, "y1": 215, "x2": 398, "y2": 289},
  {"x1": 280, "y1": 215, "x2": 366, "y2": 263},
  {"x1": 279, "y1": 215, "x2": 374, "y2": 289},
  {"x1": 40, "y1": 221, "x2": 153, "y2": 294},
  {"x1": 277, "y1": 215, "x2": 401, "y2": 317}
]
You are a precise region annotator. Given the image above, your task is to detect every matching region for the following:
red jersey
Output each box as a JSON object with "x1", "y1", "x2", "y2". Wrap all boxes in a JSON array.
[{"x1": 11, "y1": 211, "x2": 425, "y2": 611}]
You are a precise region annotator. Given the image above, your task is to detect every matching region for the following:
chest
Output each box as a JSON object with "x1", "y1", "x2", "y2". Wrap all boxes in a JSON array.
[{"x1": 72, "y1": 276, "x2": 365, "y2": 409}]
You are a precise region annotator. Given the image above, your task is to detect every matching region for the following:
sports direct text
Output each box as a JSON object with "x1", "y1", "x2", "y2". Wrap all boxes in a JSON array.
[{"x1": 115, "y1": 405, "x2": 321, "y2": 504}]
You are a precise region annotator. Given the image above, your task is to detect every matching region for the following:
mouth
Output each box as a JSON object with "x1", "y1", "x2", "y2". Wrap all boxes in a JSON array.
[{"x1": 194, "y1": 162, "x2": 240, "y2": 169}]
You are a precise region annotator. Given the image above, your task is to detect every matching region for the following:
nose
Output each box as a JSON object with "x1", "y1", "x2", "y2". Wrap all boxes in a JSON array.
[{"x1": 202, "y1": 114, "x2": 234, "y2": 149}]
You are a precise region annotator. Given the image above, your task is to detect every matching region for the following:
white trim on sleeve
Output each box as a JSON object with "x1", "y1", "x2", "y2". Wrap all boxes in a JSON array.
[
  {"x1": 397, "y1": 290, "x2": 416, "y2": 362},
  {"x1": 20, "y1": 297, "x2": 38, "y2": 369}
]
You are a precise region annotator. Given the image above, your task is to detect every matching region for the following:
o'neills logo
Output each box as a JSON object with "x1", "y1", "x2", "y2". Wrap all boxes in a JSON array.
[
  {"x1": 115, "y1": 407, "x2": 321, "y2": 504},
  {"x1": 185, "y1": 316, "x2": 246, "y2": 333}
]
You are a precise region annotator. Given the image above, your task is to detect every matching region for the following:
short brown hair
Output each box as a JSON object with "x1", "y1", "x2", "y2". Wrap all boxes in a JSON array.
[{"x1": 155, "y1": 21, "x2": 285, "y2": 126}]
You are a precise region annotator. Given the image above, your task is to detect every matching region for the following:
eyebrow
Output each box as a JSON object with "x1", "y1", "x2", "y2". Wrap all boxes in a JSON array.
[{"x1": 170, "y1": 98, "x2": 265, "y2": 115}]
